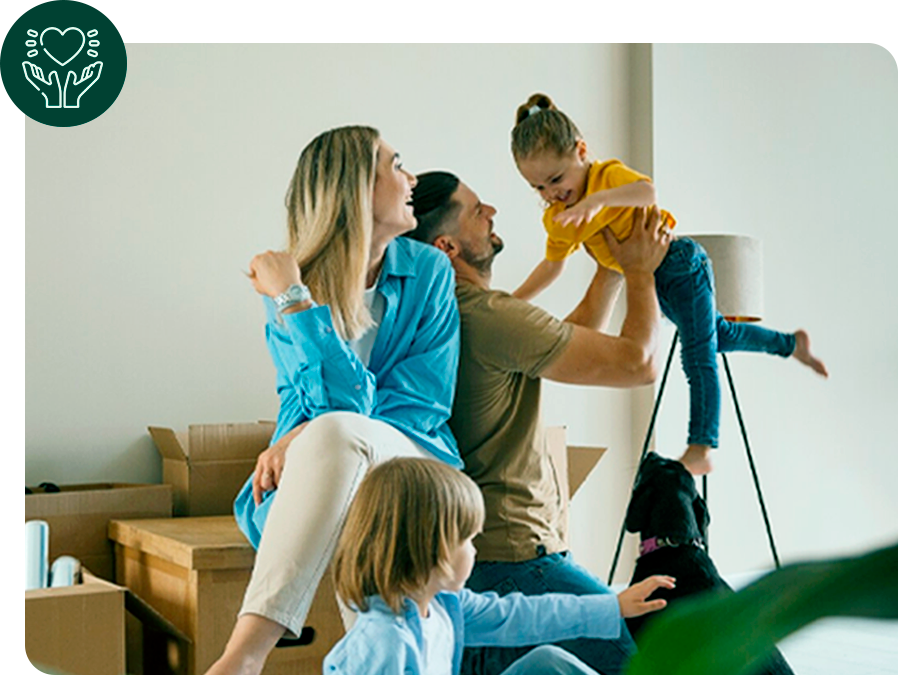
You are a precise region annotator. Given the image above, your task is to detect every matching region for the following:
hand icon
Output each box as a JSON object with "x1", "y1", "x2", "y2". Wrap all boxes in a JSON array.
[
  {"x1": 22, "y1": 61, "x2": 61, "y2": 108},
  {"x1": 64, "y1": 61, "x2": 103, "y2": 108}
]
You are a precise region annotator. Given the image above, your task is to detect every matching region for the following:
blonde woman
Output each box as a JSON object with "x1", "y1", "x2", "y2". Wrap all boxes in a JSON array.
[{"x1": 205, "y1": 126, "x2": 461, "y2": 675}]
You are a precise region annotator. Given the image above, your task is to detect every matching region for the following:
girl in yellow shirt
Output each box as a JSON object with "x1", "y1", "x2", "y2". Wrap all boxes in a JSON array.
[{"x1": 510, "y1": 93, "x2": 827, "y2": 475}]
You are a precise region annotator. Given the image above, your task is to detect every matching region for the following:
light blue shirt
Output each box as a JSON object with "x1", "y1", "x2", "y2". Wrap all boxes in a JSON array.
[
  {"x1": 323, "y1": 589, "x2": 623, "y2": 675},
  {"x1": 234, "y1": 237, "x2": 462, "y2": 548}
]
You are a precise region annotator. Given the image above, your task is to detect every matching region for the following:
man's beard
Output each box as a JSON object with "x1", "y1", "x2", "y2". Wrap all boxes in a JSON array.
[{"x1": 459, "y1": 236, "x2": 504, "y2": 275}]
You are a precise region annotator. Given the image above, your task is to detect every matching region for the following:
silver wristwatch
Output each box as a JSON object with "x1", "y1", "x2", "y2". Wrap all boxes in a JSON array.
[{"x1": 273, "y1": 283, "x2": 312, "y2": 312}]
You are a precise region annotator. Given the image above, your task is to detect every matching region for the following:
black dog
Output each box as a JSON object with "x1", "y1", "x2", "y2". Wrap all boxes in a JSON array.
[{"x1": 624, "y1": 452, "x2": 794, "y2": 674}]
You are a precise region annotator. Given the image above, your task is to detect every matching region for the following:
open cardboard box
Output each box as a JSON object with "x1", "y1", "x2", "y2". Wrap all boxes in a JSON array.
[
  {"x1": 25, "y1": 482, "x2": 173, "y2": 581},
  {"x1": 148, "y1": 422, "x2": 276, "y2": 516},
  {"x1": 25, "y1": 571, "x2": 187, "y2": 675},
  {"x1": 147, "y1": 421, "x2": 602, "y2": 521},
  {"x1": 24, "y1": 570, "x2": 190, "y2": 675},
  {"x1": 26, "y1": 572, "x2": 124, "y2": 675},
  {"x1": 546, "y1": 426, "x2": 607, "y2": 546}
]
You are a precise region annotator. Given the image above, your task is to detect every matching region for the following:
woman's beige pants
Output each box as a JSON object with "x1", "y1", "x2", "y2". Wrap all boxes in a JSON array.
[{"x1": 238, "y1": 411, "x2": 433, "y2": 636}]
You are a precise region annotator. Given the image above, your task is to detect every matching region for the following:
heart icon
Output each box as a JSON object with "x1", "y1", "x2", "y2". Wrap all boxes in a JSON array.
[{"x1": 40, "y1": 27, "x2": 85, "y2": 67}]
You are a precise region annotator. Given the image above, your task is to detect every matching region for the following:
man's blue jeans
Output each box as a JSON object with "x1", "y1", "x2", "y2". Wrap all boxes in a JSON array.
[
  {"x1": 460, "y1": 551, "x2": 635, "y2": 675},
  {"x1": 500, "y1": 645, "x2": 602, "y2": 675},
  {"x1": 655, "y1": 237, "x2": 796, "y2": 448}
]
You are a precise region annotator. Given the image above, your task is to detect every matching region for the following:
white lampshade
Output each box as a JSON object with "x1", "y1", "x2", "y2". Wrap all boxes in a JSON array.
[{"x1": 689, "y1": 234, "x2": 763, "y2": 322}]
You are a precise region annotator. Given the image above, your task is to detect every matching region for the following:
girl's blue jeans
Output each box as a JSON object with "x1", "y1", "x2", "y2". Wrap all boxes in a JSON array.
[{"x1": 654, "y1": 237, "x2": 796, "y2": 448}]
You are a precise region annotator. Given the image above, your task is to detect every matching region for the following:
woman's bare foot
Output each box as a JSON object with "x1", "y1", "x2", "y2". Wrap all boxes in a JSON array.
[
  {"x1": 792, "y1": 329, "x2": 828, "y2": 378},
  {"x1": 203, "y1": 651, "x2": 264, "y2": 675},
  {"x1": 202, "y1": 614, "x2": 285, "y2": 675},
  {"x1": 679, "y1": 444, "x2": 713, "y2": 476}
]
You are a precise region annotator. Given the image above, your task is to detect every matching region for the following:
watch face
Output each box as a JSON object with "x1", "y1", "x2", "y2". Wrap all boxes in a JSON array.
[
  {"x1": 276, "y1": 284, "x2": 308, "y2": 309},
  {"x1": 295, "y1": 284, "x2": 311, "y2": 301}
]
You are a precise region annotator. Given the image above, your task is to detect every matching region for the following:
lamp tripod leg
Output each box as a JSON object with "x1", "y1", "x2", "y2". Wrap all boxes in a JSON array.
[
  {"x1": 702, "y1": 475, "x2": 708, "y2": 553},
  {"x1": 721, "y1": 353, "x2": 781, "y2": 568},
  {"x1": 607, "y1": 330, "x2": 679, "y2": 585}
]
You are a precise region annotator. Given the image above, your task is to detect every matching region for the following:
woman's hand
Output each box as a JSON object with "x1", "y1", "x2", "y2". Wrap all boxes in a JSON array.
[
  {"x1": 617, "y1": 575, "x2": 676, "y2": 618},
  {"x1": 248, "y1": 251, "x2": 302, "y2": 298},
  {"x1": 252, "y1": 421, "x2": 309, "y2": 505}
]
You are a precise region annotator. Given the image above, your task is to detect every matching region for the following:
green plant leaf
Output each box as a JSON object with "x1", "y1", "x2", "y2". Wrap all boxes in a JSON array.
[{"x1": 626, "y1": 541, "x2": 898, "y2": 675}]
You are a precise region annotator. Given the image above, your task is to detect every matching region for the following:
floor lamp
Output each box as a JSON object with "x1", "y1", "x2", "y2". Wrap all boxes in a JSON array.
[{"x1": 607, "y1": 234, "x2": 781, "y2": 585}]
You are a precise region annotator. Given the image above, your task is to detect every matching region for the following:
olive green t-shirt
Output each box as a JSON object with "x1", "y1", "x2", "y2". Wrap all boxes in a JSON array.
[{"x1": 451, "y1": 281, "x2": 574, "y2": 562}]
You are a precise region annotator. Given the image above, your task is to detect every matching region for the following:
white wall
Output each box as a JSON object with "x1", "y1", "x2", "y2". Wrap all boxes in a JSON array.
[
  {"x1": 29, "y1": 43, "x2": 897, "y2": 583},
  {"x1": 25, "y1": 44, "x2": 646, "y2": 578},
  {"x1": 652, "y1": 44, "x2": 898, "y2": 573}
]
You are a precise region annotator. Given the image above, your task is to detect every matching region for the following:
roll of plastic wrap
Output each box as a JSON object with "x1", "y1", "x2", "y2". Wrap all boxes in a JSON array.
[
  {"x1": 50, "y1": 555, "x2": 83, "y2": 587},
  {"x1": 25, "y1": 520, "x2": 49, "y2": 590}
]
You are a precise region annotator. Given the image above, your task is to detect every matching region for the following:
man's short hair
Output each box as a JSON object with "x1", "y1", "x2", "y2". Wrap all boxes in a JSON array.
[{"x1": 407, "y1": 171, "x2": 461, "y2": 244}]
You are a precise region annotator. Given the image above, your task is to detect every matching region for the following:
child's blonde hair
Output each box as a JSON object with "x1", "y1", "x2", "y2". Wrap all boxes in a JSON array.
[
  {"x1": 511, "y1": 93, "x2": 582, "y2": 163},
  {"x1": 333, "y1": 458, "x2": 485, "y2": 614}
]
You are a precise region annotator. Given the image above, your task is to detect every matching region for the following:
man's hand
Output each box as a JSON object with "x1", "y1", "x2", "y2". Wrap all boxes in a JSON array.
[
  {"x1": 617, "y1": 575, "x2": 676, "y2": 618},
  {"x1": 252, "y1": 421, "x2": 308, "y2": 505},
  {"x1": 603, "y1": 206, "x2": 670, "y2": 276}
]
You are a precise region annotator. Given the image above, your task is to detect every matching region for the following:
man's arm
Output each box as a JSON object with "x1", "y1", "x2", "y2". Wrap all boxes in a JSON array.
[
  {"x1": 541, "y1": 207, "x2": 669, "y2": 387},
  {"x1": 563, "y1": 264, "x2": 623, "y2": 330}
]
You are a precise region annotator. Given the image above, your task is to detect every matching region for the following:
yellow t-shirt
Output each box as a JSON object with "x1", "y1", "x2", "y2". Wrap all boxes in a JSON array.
[{"x1": 542, "y1": 159, "x2": 676, "y2": 272}]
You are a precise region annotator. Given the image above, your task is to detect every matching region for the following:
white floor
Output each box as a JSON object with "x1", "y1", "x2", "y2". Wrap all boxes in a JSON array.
[
  {"x1": 728, "y1": 572, "x2": 898, "y2": 675},
  {"x1": 777, "y1": 617, "x2": 898, "y2": 675}
]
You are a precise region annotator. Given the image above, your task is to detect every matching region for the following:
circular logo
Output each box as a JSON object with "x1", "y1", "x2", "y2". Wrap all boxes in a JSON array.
[{"x1": 1, "y1": 0, "x2": 126, "y2": 127}]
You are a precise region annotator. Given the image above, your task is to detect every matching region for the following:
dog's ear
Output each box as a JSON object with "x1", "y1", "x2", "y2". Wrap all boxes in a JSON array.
[
  {"x1": 625, "y1": 481, "x2": 653, "y2": 534},
  {"x1": 625, "y1": 453, "x2": 661, "y2": 534},
  {"x1": 693, "y1": 494, "x2": 710, "y2": 541}
]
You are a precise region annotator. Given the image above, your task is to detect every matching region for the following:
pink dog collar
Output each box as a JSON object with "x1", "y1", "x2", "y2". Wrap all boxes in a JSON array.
[
  {"x1": 639, "y1": 536, "x2": 705, "y2": 557},
  {"x1": 639, "y1": 537, "x2": 664, "y2": 556}
]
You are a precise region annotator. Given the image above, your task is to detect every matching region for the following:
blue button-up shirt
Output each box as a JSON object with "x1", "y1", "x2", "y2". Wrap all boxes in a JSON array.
[
  {"x1": 323, "y1": 589, "x2": 622, "y2": 675},
  {"x1": 235, "y1": 237, "x2": 462, "y2": 548}
]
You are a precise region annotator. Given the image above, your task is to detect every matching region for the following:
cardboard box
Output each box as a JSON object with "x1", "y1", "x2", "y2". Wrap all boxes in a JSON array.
[
  {"x1": 149, "y1": 422, "x2": 276, "y2": 516},
  {"x1": 109, "y1": 516, "x2": 342, "y2": 675},
  {"x1": 25, "y1": 483, "x2": 173, "y2": 581},
  {"x1": 546, "y1": 426, "x2": 607, "y2": 547},
  {"x1": 26, "y1": 571, "x2": 125, "y2": 675}
]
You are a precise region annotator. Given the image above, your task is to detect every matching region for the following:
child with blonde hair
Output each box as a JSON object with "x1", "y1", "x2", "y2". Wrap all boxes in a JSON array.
[
  {"x1": 325, "y1": 457, "x2": 675, "y2": 675},
  {"x1": 510, "y1": 93, "x2": 828, "y2": 475}
]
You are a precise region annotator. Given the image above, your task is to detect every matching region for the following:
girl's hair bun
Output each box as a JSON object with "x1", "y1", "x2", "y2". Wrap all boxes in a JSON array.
[
  {"x1": 515, "y1": 93, "x2": 556, "y2": 125},
  {"x1": 511, "y1": 92, "x2": 580, "y2": 161}
]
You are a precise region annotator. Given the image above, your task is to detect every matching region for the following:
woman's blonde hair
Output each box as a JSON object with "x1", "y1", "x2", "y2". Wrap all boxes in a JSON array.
[
  {"x1": 333, "y1": 458, "x2": 485, "y2": 614},
  {"x1": 285, "y1": 125, "x2": 380, "y2": 341},
  {"x1": 511, "y1": 93, "x2": 582, "y2": 163}
]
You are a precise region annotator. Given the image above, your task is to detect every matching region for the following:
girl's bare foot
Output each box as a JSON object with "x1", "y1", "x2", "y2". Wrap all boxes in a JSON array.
[
  {"x1": 679, "y1": 444, "x2": 713, "y2": 476},
  {"x1": 792, "y1": 329, "x2": 828, "y2": 378}
]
